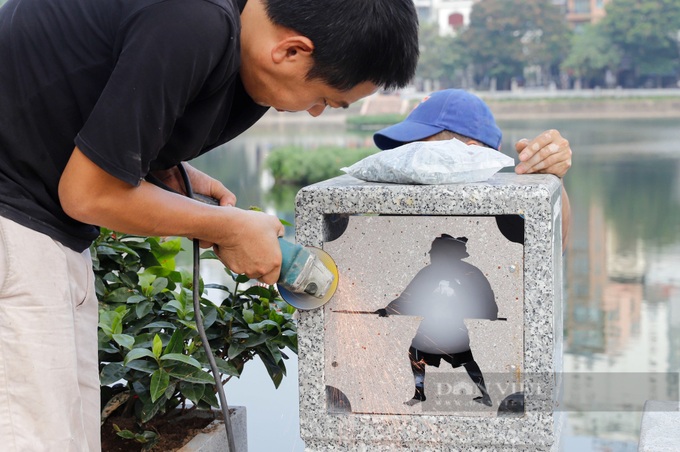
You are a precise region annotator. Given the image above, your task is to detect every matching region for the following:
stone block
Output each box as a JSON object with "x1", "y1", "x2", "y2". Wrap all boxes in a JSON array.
[{"x1": 295, "y1": 173, "x2": 563, "y2": 451}]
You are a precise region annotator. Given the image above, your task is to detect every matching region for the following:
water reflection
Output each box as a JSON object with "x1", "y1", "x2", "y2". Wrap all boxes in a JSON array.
[{"x1": 191, "y1": 117, "x2": 680, "y2": 452}]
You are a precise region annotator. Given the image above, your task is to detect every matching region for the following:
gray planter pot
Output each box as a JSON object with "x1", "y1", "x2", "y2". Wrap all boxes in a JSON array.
[{"x1": 178, "y1": 406, "x2": 247, "y2": 452}]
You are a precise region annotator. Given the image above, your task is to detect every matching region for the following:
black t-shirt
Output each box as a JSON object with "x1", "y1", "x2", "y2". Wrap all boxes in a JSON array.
[{"x1": 0, "y1": 0, "x2": 267, "y2": 251}]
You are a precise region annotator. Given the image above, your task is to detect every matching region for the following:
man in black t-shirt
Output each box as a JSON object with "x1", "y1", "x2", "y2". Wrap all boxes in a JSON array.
[{"x1": 0, "y1": 0, "x2": 419, "y2": 449}]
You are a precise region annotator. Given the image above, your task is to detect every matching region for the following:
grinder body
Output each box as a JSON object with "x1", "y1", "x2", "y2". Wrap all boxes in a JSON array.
[{"x1": 277, "y1": 238, "x2": 337, "y2": 310}]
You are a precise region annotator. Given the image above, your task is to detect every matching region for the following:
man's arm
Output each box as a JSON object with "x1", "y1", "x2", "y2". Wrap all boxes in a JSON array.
[
  {"x1": 59, "y1": 147, "x2": 285, "y2": 284},
  {"x1": 513, "y1": 129, "x2": 572, "y2": 251},
  {"x1": 149, "y1": 163, "x2": 237, "y2": 208}
]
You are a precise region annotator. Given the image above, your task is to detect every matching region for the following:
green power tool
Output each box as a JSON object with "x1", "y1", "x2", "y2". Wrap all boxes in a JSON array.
[{"x1": 276, "y1": 238, "x2": 338, "y2": 310}]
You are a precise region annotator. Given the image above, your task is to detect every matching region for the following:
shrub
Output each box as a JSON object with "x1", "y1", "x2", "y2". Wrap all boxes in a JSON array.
[
  {"x1": 94, "y1": 229, "x2": 296, "y2": 445},
  {"x1": 265, "y1": 145, "x2": 377, "y2": 185}
]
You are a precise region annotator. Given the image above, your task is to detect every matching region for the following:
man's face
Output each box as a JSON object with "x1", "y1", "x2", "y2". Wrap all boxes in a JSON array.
[{"x1": 241, "y1": 64, "x2": 378, "y2": 117}]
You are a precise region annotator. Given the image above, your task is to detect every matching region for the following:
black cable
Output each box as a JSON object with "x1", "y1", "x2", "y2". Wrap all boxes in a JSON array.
[{"x1": 176, "y1": 164, "x2": 236, "y2": 452}]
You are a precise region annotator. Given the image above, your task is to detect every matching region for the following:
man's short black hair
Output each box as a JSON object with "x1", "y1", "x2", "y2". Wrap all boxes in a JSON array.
[{"x1": 263, "y1": 0, "x2": 419, "y2": 92}]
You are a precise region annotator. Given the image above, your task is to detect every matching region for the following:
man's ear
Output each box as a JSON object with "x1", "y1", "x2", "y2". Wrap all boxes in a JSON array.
[{"x1": 271, "y1": 36, "x2": 314, "y2": 64}]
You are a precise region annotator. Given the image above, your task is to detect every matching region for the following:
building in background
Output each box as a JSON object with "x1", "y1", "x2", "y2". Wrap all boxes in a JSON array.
[
  {"x1": 413, "y1": 0, "x2": 476, "y2": 36},
  {"x1": 563, "y1": 0, "x2": 612, "y2": 28},
  {"x1": 418, "y1": 0, "x2": 614, "y2": 36}
]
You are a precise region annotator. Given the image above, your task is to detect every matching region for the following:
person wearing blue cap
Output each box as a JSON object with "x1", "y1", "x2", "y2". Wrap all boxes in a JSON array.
[{"x1": 374, "y1": 89, "x2": 571, "y2": 248}]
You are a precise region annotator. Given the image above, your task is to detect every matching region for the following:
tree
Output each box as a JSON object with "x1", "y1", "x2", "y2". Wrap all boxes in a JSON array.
[
  {"x1": 601, "y1": 0, "x2": 680, "y2": 87},
  {"x1": 415, "y1": 22, "x2": 469, "y2": 89},
  {"x1": 562, "y1": 24, "x2": 620, "y2": 88},
  {"x1": 460, "y1": 0, "x2": 571, "y2": 90}
]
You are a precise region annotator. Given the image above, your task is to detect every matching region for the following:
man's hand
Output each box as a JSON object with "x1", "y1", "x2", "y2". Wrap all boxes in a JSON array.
[
  {"x1": 212, "y1": 208, "x2": 285, "y2": 285},
  {"x1": 514, "y1": 129, "x2": 572, "y2": 178}
]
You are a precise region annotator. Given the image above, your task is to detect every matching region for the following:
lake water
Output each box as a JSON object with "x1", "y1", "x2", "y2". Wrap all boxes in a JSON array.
[{"x1": 191, "y1": 116, "x2": 680, "y2": 452}]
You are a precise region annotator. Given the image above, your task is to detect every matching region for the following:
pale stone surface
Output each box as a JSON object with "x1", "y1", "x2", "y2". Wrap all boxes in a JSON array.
[
  {"x1": 179, "y1": 406, "x2": 247, "y2": 452},
  {"x1": 323, "y1": 215, "x2": 523, "y2": 417},
  {"x1": 638, "y1": 400, "x2": 680, "y2": 452},
  {"x1": 295, "y1": 173, "x2": 563, "y2": 451}
]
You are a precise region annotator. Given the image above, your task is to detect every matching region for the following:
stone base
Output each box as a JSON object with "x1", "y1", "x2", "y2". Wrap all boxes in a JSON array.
[{"x1": 179, "y1": 406, "x2": 247, "y2": 452}]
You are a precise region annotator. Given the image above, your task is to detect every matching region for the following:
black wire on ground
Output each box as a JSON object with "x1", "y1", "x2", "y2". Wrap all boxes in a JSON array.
[{"x1": 177, "y1": 164, "x2": 236, "y2": 452}]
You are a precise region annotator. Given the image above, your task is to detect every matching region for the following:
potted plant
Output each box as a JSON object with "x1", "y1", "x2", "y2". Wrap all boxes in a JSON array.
[{"x1": 94, "y1": 228, "x2": 297, "y2": 451}]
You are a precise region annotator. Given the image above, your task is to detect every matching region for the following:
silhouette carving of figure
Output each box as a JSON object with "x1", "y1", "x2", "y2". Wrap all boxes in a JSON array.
[{"x1": 377, "y1": 234, "x2": 497, "y2": 406}]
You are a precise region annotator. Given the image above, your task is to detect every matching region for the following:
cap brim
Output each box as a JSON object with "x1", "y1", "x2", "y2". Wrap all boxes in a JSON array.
[{"x1": 373, "y1": 121, "x2": 444, "y2": 150}]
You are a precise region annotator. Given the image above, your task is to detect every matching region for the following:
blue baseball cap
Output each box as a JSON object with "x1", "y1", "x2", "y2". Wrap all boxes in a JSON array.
[{"x1": 373, "y1": 89, "x2": 502, "y2": 151}]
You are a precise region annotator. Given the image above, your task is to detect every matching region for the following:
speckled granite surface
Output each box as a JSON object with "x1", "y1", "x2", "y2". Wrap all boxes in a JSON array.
[{"x1": 294, "y1": 173, "x2": 563, "y2": 451}]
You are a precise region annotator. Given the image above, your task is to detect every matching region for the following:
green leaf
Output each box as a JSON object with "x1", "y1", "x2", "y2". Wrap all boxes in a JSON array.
[
  {"x1": 215, "y1": 359, "x2": 240, "y2": 377},
  {"x1": 242, "y1": 309, "x2": 255, "y2": 324},
  {"x1": 159, "y1": 353, "x2": 202, "y2": 369},
  {"x1": 200, "y1": 388, "x2": 219, "y2": 408},
  {"x1": 227, "y1": 343, "x2": 246, "y2": 360},
  {"x1": 244, "y1": 285, "x2": 274, "y2": 298},
  {"x1": 164, "y1": 382, "x2": 177, "y2": 401},
  {"x1": 141, "y1": 430, "x2": 159, "y2": 441},
  {"x1": 125, "y1": 360, "x2": 159, "y2": 374},
  {"x1": 126, "y1": 294, "x2": 147, "y2": 304},
  {"x1": 177, "y1": 319, "x2": 197, "y2": 330},
  {"x1": 201, "y1": 306, "x2": 218, "y2": 329},
  {"x1": 124, "y1": 348, "x2": 156, "y2": 366},
  {"x1": 179, "y1": 382, "x2": 206, "y2": 406},
  {"x1": 113, "y1": 334, "x2": 135, "y2": 350},
  {"x1": 266, "y1": 341, "x2": 284, "y2": 364},
  {"x1": 142, "y1": 321, "x2": 176, "y2": 330},
  {"x1": 152, "y1": 237, "x2": 182, "y2": 262},
  {"x1": 135, "y1": 301, "x2": 154, "y2": 319},
  {"x1": 150, "y1": 369, "x2": 170, "y2": 403},
  {"x1": 200, "y1": 249, "x2": 218, "y2": 260},
  {"x1": 100, "y1": 362, "x2": 127, "y2": 385},
  {"x1": 140, "y1": 393, "x2": 165, "y2": 423},
  {"x1": 243, "y1": 333, "x2": 269, "y2": 348},
  {"x1": 248, "y1": 319, "x2": 280, "y2": 334},
  {"x1": 111, "y1": 314, "x2": 125, "y2": 336},
  {"x1": 165, "y1": 329, "x2": 187, "y2": 355},
  {"x1": 162, "y1": 299, "x2": 184, "y2": 315},
  {"x1": 152, "y1": 334, "x2": 163, "y2": 359},
  {"x1": 150, "y1": 277, "x2": 168, "y2": 296},
  {"x1": 119, "y1": 272, "x2": 138, "y2": 289},
  {"x1": 115, "y1": 429, "x2": 137, "y2": 440},
  {"x1": 167, "y1": 364, "x2": 216, "y2": 384},
  {"x1": 106, "y1": 287, "x2": 135, "y2": 304},
  {"x1": 235, "y1": 274, "x2": 250, "y2": 283},
  {"x1": 260, "y1": 352, "x2": 285, "y2": 388}
]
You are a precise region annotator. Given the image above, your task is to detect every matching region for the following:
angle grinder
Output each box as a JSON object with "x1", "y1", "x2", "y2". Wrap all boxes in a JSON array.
[{"x1": 276, "y1": 238, "x2": 338, "y2": 310}]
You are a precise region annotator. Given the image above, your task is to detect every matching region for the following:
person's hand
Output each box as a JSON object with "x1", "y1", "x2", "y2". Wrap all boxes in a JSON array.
[
  {"x1": 514, "y1": 129, "x2": 572, "y2": 178},
  {"x1": 212, "y1": 208, "x2": 285, "y2": 285}
]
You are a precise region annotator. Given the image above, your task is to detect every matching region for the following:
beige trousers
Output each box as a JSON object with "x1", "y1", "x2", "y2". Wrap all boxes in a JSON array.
[{"x1": 0, "y1": 216, "x2": 100, "y2": 451}]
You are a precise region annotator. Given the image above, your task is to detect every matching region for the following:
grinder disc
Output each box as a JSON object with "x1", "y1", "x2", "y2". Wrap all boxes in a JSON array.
[{"x1": 277, "y1": 246, "x2": 339, "y2": 310}]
